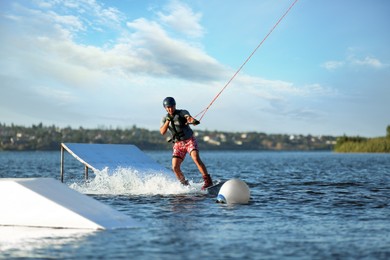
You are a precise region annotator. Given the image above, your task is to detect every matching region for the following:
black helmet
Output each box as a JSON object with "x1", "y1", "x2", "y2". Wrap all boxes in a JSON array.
[{"x1": 163, "y1": 97, "x2": 176, "y2": 107}]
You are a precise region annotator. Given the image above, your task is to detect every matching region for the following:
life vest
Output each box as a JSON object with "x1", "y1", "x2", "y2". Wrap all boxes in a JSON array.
[{"x1": 167, "y1": 110, "x2": 191, "y2": 142}]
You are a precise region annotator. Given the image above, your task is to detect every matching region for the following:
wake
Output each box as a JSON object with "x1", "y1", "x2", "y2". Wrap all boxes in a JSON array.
[{"x1": 69, "y1": 167, "x2": 203, "y2": 196}]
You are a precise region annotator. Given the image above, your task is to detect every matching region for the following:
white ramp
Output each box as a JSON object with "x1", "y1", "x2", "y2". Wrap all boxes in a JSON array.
[
  {"x1": 0, "y1": 178, "x2": 142, "y2": 229},
  {"x1": 61, "y1": 143, "x2": 171, "y2": 181}
]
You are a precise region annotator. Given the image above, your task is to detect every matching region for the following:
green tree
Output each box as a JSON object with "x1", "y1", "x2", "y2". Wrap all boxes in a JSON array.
[{"x1": 387, "y1": 125, "x2": 390, "y2": 139}]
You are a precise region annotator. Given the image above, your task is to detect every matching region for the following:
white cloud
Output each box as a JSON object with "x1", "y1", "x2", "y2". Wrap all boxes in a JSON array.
[
  {"x1": 47, "y1": 11, "x2": 85, "y2": 32},
  {"x1": 233, "y1": 75, "x2": 333, "y2": 101},
  {"x1": 35, "y1": 0, "x2": 123, "y2": 31},
  {"x1": 33, "y1": 86, "x2": 78, "y2": 105},
  {"x1": 157, "y1": 0, "x2": 204, "y2": 38},
  {"x1": 322, "y1": 60, "x2": 344, "y2": 70},
  {"x1": 323, "y1": 49, "x2": 387, "y2": 71},
  {"x1": 351, "y1": 56, "x2": 386, "y2": 69},
  {"x1": 125, "y1": 18, "x2": 224, "y2": 81}
]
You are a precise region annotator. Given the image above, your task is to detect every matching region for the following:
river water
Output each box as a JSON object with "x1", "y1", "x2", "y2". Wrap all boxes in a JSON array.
[{"x1": 0, "y1": 151, "x2": 389, "y2": 259}]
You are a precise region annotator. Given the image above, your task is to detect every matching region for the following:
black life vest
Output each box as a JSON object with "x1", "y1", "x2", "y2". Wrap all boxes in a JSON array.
[{"x1": 167, "y1": 110, "x2": 189, "y2": 142}]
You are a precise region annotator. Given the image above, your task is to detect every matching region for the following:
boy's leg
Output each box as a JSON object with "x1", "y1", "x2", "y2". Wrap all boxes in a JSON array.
[
  {"x1": 172, "y1": 156, "x2": 188, "y2": 185},
  {"x1": 190, "y1": 150, "x2": 213, "y2": 189}
]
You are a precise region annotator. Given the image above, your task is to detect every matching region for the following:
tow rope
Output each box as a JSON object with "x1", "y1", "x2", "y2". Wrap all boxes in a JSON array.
[{"x1": 195, "y1": 0, "x2": 299, "y2": 121}]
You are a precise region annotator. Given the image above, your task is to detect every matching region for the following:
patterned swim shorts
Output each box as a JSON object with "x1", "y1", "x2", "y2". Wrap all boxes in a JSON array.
[{"x1": 172, "y1": 136, "x2": 199, "y2": 159}]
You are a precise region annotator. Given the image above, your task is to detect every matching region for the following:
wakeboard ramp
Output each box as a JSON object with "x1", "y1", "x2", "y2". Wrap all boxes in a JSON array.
[
  {"x1": 60, "y1": 143, "x2": 173, "y2": 182},
  {"x1": 0, "y1": 178, "x2": 142, "y2": 229}
]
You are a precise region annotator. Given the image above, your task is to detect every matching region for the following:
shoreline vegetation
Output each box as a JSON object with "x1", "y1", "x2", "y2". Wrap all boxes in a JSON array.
[
  {"x1": 334, "y1": 136, "x2": 390, "y2": 153},
  {"x1": 0, "y1": 123, "x2": 389, "y2": 153}
]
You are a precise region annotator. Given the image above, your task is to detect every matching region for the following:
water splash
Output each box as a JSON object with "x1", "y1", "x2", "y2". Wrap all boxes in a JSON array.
[{"x1": 69, "y1": 167, "x2": 203, "y2": 196}]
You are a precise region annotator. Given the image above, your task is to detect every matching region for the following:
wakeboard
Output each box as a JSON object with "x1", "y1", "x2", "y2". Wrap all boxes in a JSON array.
[{"x1": 206, "y1": 180, "x2": 225, "y2": 195}]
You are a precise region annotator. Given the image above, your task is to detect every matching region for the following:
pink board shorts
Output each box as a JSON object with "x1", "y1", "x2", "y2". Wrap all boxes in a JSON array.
[{"x1": 172, "y1": 136, "x2": 198, "y2": 159}]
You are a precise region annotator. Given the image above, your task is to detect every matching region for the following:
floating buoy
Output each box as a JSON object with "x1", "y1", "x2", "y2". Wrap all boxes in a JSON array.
[{"x1": 216, "y1": 179, "x2": 250, "y2": 204}]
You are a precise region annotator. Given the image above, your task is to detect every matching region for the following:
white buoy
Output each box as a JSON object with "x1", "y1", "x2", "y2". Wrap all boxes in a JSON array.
[{"x1": 216, "y1": 179, "x2": 250, "y2": 204}]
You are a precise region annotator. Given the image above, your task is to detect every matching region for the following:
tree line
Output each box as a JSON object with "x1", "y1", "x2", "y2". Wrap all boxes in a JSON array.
[
  {"x1": 0, "y1": 122, "x2": 336, "y2": 151},
  {"x1": 333, "y1": 125, "x2": 390, "y2": 153}
]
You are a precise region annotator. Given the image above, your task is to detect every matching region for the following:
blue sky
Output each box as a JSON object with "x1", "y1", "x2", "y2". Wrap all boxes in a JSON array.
[{"x1": 1, "y1": 0, "x2": 389, "y2": 137}]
